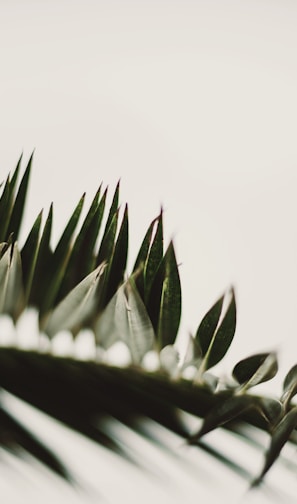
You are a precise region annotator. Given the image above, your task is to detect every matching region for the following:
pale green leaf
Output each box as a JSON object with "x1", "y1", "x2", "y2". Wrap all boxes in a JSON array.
[
  {"x1": 44, "y1": 263, "x2": 106, "y2": 338},
  {"x1": 95, "y1": 278, "x2": 155, "y2": 364},
  {"x1": 0, "y1": 243, "x2": 24, "y2": 320}
]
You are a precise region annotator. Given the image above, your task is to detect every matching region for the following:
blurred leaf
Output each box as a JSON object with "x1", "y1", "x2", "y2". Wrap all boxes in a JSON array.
[
  {"x1": 202, "y1": 372, "x2": 219, "y2": 393},
  {"x1": 95, "y1": 277, "x2": 155, "y2": 364},
  {"x1": 254, "y1": 396, "x2": 282, "y2": 426},
  {"x1": 196, "y1": 288, "x2": 236, "y2": 371},
  {"x1": 0, "y1": 405, "x2": 72, "y2": 481},
  {"x1": 44, "y1": 263, "x2": 107, "y2": 338},
  {"x1": 189, "y1": 394, "x2": 254, "y2": 442},
  {"x1": 157, "y1": 241, "x2": 181, "y2": 349},
  {"x1": 181, "y1": 334, "x2": 202, "y2": 370},
  {"x1": 233, "y1": 352, "x2": 278, "y2": 389},
  {"x1": 160, "y1": 345, "x2": 179, "y2": 377},
  {"x1": 255, "y1": 406, "x2": 297, "y2": 484},
  {"x1": 281, "y1": 364, "x2": 297, "y2": 411},
  {"x1": 6, "y1": 153, "x2": 33, "y2": 241}
]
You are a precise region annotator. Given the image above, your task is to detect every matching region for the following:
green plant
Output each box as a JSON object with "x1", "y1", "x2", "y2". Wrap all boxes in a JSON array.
[{"x1": 0, "y1": 154, "x2": 297, "y2": 496}]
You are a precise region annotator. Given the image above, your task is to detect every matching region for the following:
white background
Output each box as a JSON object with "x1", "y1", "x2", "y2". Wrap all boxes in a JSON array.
[{"x1": 0, "y1": 0, "x2": 297, "y2": 387}]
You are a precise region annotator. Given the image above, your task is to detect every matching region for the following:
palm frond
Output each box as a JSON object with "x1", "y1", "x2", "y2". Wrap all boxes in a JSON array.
[{"x1": 0, "y1": 155, "x2": 297, "y2": 500}]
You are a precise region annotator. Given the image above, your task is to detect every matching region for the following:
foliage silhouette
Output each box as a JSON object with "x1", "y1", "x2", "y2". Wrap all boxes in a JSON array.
[{"x1": 0, "y1": 155, "x2": 297, "y2": 496}]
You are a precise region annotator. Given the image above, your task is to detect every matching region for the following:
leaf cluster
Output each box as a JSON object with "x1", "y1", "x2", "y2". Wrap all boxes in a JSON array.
[{"x1": 1, "y1": 156, "x2": 297, "y2": 489}]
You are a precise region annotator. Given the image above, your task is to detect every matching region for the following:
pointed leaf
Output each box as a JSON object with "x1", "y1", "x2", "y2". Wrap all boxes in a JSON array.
[
  {"x1": 144, "y1": 210, "x2": 163, "y2": 302},
  {"x1": 0, "y1": 175, "x2": 12, "y2": 241},
  {"x1": 29, "y1": 204, "x2": 53, "y2": 307},
  {"x1": 103, "y1": 180, "x2": 120, "y2": 238},
  {"x1": 9, "y1": 153, "x2": 23, "y2": 192},
  {"x1": 44, "y1": 263, "x2": 107, "y2": 338},
  {"x1": 0, "y1": 155, "x2": 22, "y2": 241},
  {"x1": 197, "y1": 289, "x2": 236, "y2": 371},
  {"x1": 58, "y1": 187, "x2": 107, "y2": 300},
  {"x1": 6, "y1": 153, "x2": 33, "y2": 241},
  {"x1": 40, "y1": 194, "x2": 85, "y2": 314},
  {"x1": 189, "y1": 394, "x2": 254, "y2": 442},
  {"x1": 254, "y1": 396, "x2": 282, "y2": 426},
  {"x1": 95, "y1": 278, "x2": 155, "y2": 364},
  {"x1": 105, "y1": 204, "x2": 129, "y2": 304},
  {"x1": 21, "y1": 210, "x2": 43, "y2": 301},
  {"x1": 256, "y1": 406, "x2": 297, "y2": 483},
  {"x1": 195, "y1": 294, "x2": 224, "y2": 356},
  {"x1": 96, "y1": 181, "x2": 119, "y2": 266},
  {"x1": 132, "y1": 217, "x2": 157, "y2": 299},
  {"x1": 97, "y1": 209, "x2": 119, "y2": 266},
  {"x1": 233, "y1": 352, "x2": 278, "y2": 389},
  {"x1": 157, "y1": 241, "x2": 181, "y2": 349}
]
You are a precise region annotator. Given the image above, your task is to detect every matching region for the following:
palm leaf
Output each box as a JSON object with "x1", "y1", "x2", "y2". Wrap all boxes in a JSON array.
[{"x1": 0, "y1": 155, "x2": 297, "y2": 501}]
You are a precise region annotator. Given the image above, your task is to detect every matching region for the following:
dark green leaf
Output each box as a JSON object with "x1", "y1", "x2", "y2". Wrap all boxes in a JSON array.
[
  {"x1": 58, "y1": 187, "x2": 107, "y2": 301},
  {"x1": 105, "y1": 204, "x2": 129, "y2": 304},
  {"x1": 195, "y1": 294, "x2": 224, "y2": 357},
  {"x1": 21, "y1": 210, "x2": 43, "y2": 301},
  {"x1": 96, "y1": 181, "x2": 120, "y2": 266},
  {"x1": 132, "y1": 217, "x2": 157, "y2": 299},
  {"x1": 6, "y1": 152, "x2": 33, "y2": 241},
  {"x1": 144, "y1": 210, "x2": 163, "y2": 303},
  {"x1": 254, "y1": 396, "x2": 282, "y2": 426},
  {"x1": 0, "y1": 154, "x2": 23, "y2": 241},
  {"x1": 39, "y1": 194, "x2": 85, "y2": 314},
  {"x1": 103, "y1": 180, "x2": 120, "y2": 237},
  {"x1": 29, "y1": 204, "x2": 53, "y2": 307},
  {"x1": 96, "y1": 209, "x2": 119, "y2": 266},
  {"x1": 196, "y1": 289, "x2": 236, "y2": 371},
  {"x1": 255, "y1": 406, "x2": 297, "y2": 484},
  {"x1": 157, "y1": 241, "x2": 181, "y2": 349},
  {"x1": 233, "y1": 352, "x2": 278, "y2": 389},
  {"x1": 0, "y1": 405, "x2": 71, "y2": 481},
  {"x1": 0, "y1": 175, "x2": 12, "y2": 241},
  {"x1": 9, "y1": 153, "x2": 23, "y2": 192}
]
